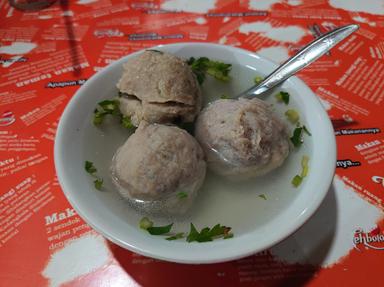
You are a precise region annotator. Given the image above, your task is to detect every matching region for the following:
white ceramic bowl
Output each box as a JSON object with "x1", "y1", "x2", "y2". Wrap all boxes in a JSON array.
[{"x1": 54, "y1": 43, "x2": 336, "y2": 264}]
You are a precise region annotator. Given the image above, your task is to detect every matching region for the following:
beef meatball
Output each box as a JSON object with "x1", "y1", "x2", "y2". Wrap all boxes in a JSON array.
[
  {"x1": 117, "y1": 50, "x2": 201, "y2": 127},
  {"x1": 111, "y1": 122, "x2": 206, "y2": 214},
  {"x1": 195, "y1": 98, "x2": 290, "y2": 179}
]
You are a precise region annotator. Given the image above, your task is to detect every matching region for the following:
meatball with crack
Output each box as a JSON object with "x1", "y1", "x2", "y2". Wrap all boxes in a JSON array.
[
  {"x1": 117, "y1": 50, "x2": 201, "y2": 127},
  {"x1": 111, "y1": 122, "x2": 206, "y2": 214},
  {"x1": 195, "y1": 98, "x2": 291, "y2": 179}
]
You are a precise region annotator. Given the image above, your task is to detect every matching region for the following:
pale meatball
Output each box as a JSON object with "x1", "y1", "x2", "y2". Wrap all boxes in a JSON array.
[
  {"x1": 111, "y1": 122, "x2": 206, "y2": 214},
  {"x1": 195, "y1": 98, "x2": 290, "y2": 179},
  {"x1": 117, "y1": 50, "x2": 201, "y2": 127}
]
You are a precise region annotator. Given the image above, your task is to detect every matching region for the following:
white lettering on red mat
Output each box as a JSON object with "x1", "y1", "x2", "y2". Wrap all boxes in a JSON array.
[
  {"x1": 45, "y1": 208, "x2": 76, "y2": 226},
  {"x1": 355, "y1": 140, "x2": 381, "y2": 151},
  {"x1": 0, "y1": 158, "x2": 14, "y2": 167},
  {"x1": 270, "y1": 176, "x2": 383, "y2": 267},
  {"x1": 15, "y1": 177, "x2": 32, "y2": 190},
  {"x1": 42, "y1": 234, "x2": 111, "y2": 287},
  {"x1": 353, "y1": 229, "x2": 384, "y2": 250}
]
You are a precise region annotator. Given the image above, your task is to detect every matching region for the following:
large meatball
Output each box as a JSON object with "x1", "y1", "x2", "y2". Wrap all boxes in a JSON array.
[
  {"x1": 195, "y1": 98, "x2": 290, "y2": 179},
  {"x1": 117, "y1": 50, "x2": 201, "y2": 127},
  {"x1": 110, "y1": 122, "x2": 206, "y2": 214}
]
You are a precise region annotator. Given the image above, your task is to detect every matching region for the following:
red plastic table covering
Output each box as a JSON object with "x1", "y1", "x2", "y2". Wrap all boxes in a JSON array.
[{"x1": 1, "y1": 1, "x2": 384, "y2": 286}]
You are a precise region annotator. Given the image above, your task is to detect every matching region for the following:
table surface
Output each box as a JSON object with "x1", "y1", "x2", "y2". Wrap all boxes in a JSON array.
[{"x1": 1, "y1": 1, "x2": 384, "y2": 286}]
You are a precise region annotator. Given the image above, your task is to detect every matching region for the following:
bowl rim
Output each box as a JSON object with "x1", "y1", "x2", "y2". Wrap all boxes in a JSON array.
[{"x1": 54, "y1": 42, "x2": 336, "y2": 264}]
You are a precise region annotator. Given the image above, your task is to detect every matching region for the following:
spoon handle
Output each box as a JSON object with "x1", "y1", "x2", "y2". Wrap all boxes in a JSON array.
[{"x1": 238, "y1": 24, "x2": 359, "y2": 98}]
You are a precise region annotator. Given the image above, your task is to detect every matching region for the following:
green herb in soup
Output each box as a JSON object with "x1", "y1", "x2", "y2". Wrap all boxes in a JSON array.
[
  {"x1": 291, "y1": 155, "x2": 310, "y2": 188},
  {"x1": 85, "y1": 160, "x2": 97, "y2": 174},
  {"x1": 186, "y1": 223, "x2": 232, "y2": 243},
  {"x1": 290, "y1": 126, "x2": 304, "y2": 147},
  {"x1": 275, "y1": 91, "x2": 290, "y2": 105},
  {"x1": 177, "y1": 192, "x2": 188, "y2": 199},
  {"x1": 291, "y1": 175, "x2": 303, "y2": 187},
  {"x1": 187, "y1": 57, "x2": 232, "y2": 85},
  {"x1": 303, "y1": 125, "x2": 312, "y2": 136},
  {"x1": 258, "y1": 194, "x2": 267, "y2": 200},
  {"x1": 93, "y1": 98, "x2": 135, "y2": 130},
  {"x1": 254, "y1": 76, "x2": 263, "y2": 84},
  {"x1": 84, "y1": 161, "x2": 104, "y2": 190},
  {"x1": 139, "y1": 217, "x2": 153, "y2": 230},
  {"x1": 94, "y1": 178, "x2": 103, "y2": 190},
  {"x1": 139, "y1": 218, "x2": 234, "y2": 242},
  {"x1": 224, "y1": 233, "x2": 234, "y2": 239},
  {"x1": 290, "y1": 125, "x2": 311, "y2": 147},
  {"x1": 166, "y1": 233, "x2": 185, "y2": 241},
  {"x1": 285, "y1": 109, "x2": 300, "y2": 124},
  {"x1": 121, "y1": 115, "x2": 134, "y2": 129},
  {"x1": 147, "y1": 223, "x2": 174, "y2": 235},
  {"x1": 139, "y1": 217, "x2": 174, "y2": 235}
]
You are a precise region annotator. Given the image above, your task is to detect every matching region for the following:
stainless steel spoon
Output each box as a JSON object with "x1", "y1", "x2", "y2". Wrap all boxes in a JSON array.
[{"x1": 237, "y1": 24, "x2": 359, "y2": 98}]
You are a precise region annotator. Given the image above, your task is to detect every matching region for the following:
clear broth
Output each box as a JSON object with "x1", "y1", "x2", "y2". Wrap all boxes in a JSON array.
[{"x1": 83, "y1": 62, "x2": 311, "y2": 236}]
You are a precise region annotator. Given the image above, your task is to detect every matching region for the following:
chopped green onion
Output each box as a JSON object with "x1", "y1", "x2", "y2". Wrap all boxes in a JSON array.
[
  {"x1": 187, "y1": 57, "x2": 231, "y2": 84},
  {"x1": 85, "y1": 161, "x2": 104, "y2": 190},
  {"x1": 94, "y1": 178, "x2": 103, "y2": 190},
  {"x1": 93, "y1": 109, "x2": 106, "y2": 125},
  {"x1": 285, "y1": 109, "x2": 300, "y2": 124},
  {"x1": 191, "y1": 227, "x2": 212, "y2": 242},
  {"x1": 147, "y1": 223, "x2": 173, "y2": 235},
  {"x1": 301, "y1": 155, "x2": 309, "y2": 177},
  {"x1": 290, "y1": 127, "x2": 303, "y2": 147},
  {"x1": 177, "y1": 192, "x2": 188, "y2": 199},
  {"x1": 93, "y1": 98, "x2": 138, "y2": 130},
  {"x1": 186, "y1": 223, "x2": 200, "y2": 242},
  {"x1": 254, "y1": 76, "x2": 263, "y2": 84},
  {"x1": 275, "y1": 91, "x2": 290, "y2": 104},
  {"x1": 224, "y1": 233, "x2": 234, "y2": 239},
  {"x1": 303, "y1": 125, "x2": 312, "y2": 136},
  {"x1": 140, "y1": 220, "x2": 234, "y2": 242},
  {"x1": 98, "y1": 99, "x2": 120, "y2": 114},
  {"x1": 209, "y1": 224, "x2": 227, "y2": 237},
  {"x1": 207, "y1": 67, "x2": 230, "y2": 82},
  {"x1": 290, "y1": 124, "x2": 311, "y2": 147},
  {"x1": 291, "y1": 175, "x2": 303, "y2": 187},
  {"x1": 292, "y1": 155, "x2": 310, "y2": 188},
  {"x1": 187, "y1": 57, "x2": 206, "y2": 85},
  {"x1": 121, "y1": 116, "x2": 134, "y2": 129},
  {"x1": 186, "y1": 223, "x2": 231, "y2": 243},
  {"x1": 166, "y1": 233, "x2": 184, "y2": 241},
  {"x1": 258, "y1": 194, "x2": 267, "y2": 200},
  {"x1": 194, "y1": 71, "x2": 205, "y2": 85},
  {"x1": 139, "y1": 217, "x2": 154, "y2": 230},
  {"x1": 85, "y1": 161, "x2": 97, "y2": 174},
  {"x1": 93, "y1": 99, "x2": 120, "y2": 125}
]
